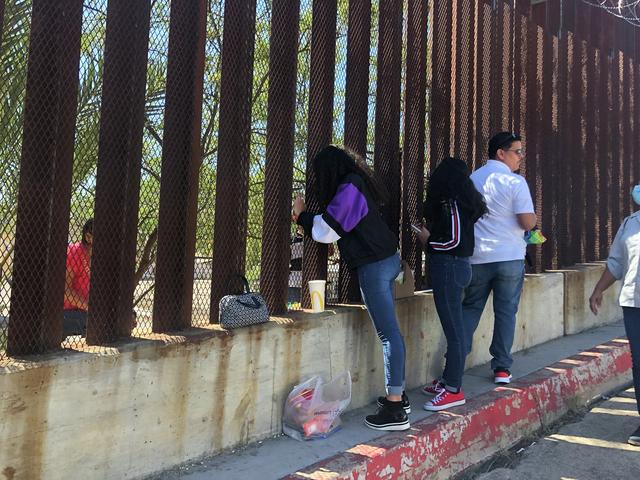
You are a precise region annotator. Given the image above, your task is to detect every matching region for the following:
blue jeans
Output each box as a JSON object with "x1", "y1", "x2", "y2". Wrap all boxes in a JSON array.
[
  {"x1": 287, "y1": 287, "x2": 301, "y2": 304},
  {"x1": 358, "y1": 252, "x2": 405, "y2": 396},
  {"x1": 430, "y1": 254, "x2": 472, "y2": 391},
  {"x1": 623, "y1": 307, "x2": 640, "y2": 415},
  {"x1": 63, "y1": 309, "x2": 87, "y2": 337},
  {"x1": 462, "y1": 260, "x2": 525, "y2": 370}
]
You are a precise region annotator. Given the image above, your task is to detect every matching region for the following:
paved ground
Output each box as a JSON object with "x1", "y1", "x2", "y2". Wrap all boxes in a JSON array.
[
  {"x1": 148, "y1": 322, "x2": 628, "y2": 480},
  {"x1": 473, "y1": 386, "x2": 640, "y2": 480}
]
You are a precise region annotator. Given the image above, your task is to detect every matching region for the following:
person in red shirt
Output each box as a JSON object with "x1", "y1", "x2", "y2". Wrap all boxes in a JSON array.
[{"x1": 63, "y1": 218, "x2": 93, "y2": 337}]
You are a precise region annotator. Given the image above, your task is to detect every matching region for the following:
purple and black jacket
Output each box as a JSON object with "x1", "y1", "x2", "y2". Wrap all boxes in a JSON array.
[{"x1": 297, "y1": 173, "x2": 398, "y2": 269}]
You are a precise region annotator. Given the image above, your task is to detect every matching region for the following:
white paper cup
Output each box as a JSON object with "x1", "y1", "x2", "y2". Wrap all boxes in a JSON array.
[{"x1": 308, "y1": 280, "x2": 326, "y2": 313}]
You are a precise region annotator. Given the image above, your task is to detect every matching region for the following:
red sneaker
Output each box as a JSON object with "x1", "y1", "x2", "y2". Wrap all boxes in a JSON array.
[
  {"x1": 423, "y1": 389, "x2": 466, "y2": 411},
  {"x1": 422, "y1": 379, "x2": 445, "y2": 396},
  {"x1": 494, "y1": 369, "x2": 512, "y2": 384}
]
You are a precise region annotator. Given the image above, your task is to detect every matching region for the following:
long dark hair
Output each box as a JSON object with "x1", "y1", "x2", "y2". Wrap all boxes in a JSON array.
[
  {"x1": 424, "y1": 157, "x2": 487, "y2": 221},
  {"x1": 312, "y1": 145, "x2": 388, "y2": 207},
  {"x1": 81, "y1": 218, "x2": 93, "y2": 245}
]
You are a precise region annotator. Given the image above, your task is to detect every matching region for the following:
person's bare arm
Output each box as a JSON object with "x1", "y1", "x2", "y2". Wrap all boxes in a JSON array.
[
  {"x1": 588, "y1": 267, "x2": 617, "y2": 315},
  {"x1": 64, "y1": 267, "x2": 88, "y2": 310},
  {"x1": 516, "y1": 212, "x2": 537, "y2": 231}
]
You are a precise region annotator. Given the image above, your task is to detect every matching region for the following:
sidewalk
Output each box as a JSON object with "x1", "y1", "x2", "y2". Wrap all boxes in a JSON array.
[
  {"x1": 150, "y1": 322, "x2": 631, "y2": 480},
  {"x1": 474, "y1": 386, "x2": 639, "y2": 480}
]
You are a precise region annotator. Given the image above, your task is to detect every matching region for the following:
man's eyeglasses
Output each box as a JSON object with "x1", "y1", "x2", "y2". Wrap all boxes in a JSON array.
[{"x1": 502, "y1": 148, "x2": 524, "y2": 156}]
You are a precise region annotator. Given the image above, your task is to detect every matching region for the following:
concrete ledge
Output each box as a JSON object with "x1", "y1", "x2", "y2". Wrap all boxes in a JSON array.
[
  {"x1": 0, "y1": 269, "x2": 607, "y2": 479},
  {"x1": 553, "y1": 262, "x2": 622, "y2": 335},
  {"x1": 283, "y1": 338, "x2": 632, "y2": 480}
]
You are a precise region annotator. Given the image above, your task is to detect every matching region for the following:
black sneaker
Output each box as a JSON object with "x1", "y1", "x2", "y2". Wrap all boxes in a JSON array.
[
  {"x1": 376, "y1": 391, "x2": 411, "y2": 414},
  {"x1": 629, "y1": 425, "x2": 640, "y2": 446},
  {"x1": 364, "y1": 401, "x2": 410, "y2": 431}
]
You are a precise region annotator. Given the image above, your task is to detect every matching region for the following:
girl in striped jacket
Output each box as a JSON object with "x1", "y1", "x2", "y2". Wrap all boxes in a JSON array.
[{"x1": 417, "y1": 157, "x2": 487, "y2": 412}]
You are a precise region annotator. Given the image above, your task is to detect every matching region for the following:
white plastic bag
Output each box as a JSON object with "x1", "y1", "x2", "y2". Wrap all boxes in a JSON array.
[{"x1": 282, "y1": 371, "x2": 351, "y2": 441}]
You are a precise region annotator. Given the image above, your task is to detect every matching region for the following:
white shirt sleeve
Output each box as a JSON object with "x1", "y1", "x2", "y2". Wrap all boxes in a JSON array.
[
  {"x1": 311, "y1": 214, "x2": 341, "y2": 243},
  {"x1": 512, "y1": 177, "x2": 535, "y2": 214},
  {"x1": 607, "y1": 222, "x2": 626, "y2": 280}
]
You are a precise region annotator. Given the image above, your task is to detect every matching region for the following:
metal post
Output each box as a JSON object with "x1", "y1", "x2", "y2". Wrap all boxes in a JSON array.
[
  {"x1": 525, "y1": 12, "x2": 543, "y2": 271},
  {"x1": 430, "y1": 0, "x2": 453, "y2": 170},
  {"x1": 373, "y1": 0, "x2": 403, "y2": 233},
  {"x1": 597, "y1": 10, "x2": 612, "y2": 259},
  {"x1": 7, "y1": 0, "x2": 84, "y2": 354},
  {"x1": 300, "y1": 0, "x2": 337, "y2": 309},
  {"x1": 610, "y1": 36, "x2": 622, "y2": 248},
  {"x1": 556, "y1": 5, "x2": 570, "y2": 268},
  {"x1": 474, "y1": 1, "x2": 491, "y2": 170},
  {"x1": 340, "y1": 0, "x2": 372, "y2": 303},
  {"x1": 153, "y1": 0, "x2": 207, "y2": 331},
  {"x1": 209, "y1": 0, "x2": 257, "y2": 321},
  {"x1": 87, "y1": 0, "x2": 151, "y2": 343},
  {"x1": 260, "y1": 0, "x2": 301, "y2": 314},
  {"x1": 489, "y1": 0, "x2": 504, "y2": 133},
  {"x1": 584, "y1": 16, "x2": 598, "y2": 262},
  {"x1": 402, "y1": 0, "x2": 428, "y2": 289},
  {"x1": 540, "y1": 15, "x2": 555, "y2": 270},
  {"x1": 622, "y1": 53, "x2": 633, "y2": 219},
  {"x1": 452, "y1": 0, "x2": 475, "y2": 161}
]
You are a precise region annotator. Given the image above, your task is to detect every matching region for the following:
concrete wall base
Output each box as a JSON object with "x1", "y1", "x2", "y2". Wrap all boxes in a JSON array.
[{"x1": 0, "y1": 265, "x2": 622, "y2": 480}]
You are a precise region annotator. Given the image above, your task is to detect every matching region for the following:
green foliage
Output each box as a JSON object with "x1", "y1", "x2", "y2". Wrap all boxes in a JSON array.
[
  {"x1": 0, "y1": 0, "x2": 31, "y2": 284},
  {"x1": 0, "y1": 0, "x2": 31, "y2": 239},
  {"x1": 0, "y1": 0, "x2": 390, "y2": 306}
]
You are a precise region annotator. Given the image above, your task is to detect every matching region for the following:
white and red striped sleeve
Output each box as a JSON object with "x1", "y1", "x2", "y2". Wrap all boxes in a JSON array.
[{"x1": 429, "y1": 201, "x2": 461, "y2": 251}]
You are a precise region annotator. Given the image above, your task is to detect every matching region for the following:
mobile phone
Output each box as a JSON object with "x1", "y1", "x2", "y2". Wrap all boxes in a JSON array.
[{"x1": 410, "y1": 224, "x2": 422, "y2": 234}]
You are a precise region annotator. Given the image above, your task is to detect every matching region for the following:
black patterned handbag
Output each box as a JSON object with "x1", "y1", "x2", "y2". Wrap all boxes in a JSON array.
[{"x1": 219, "y1": 276, "x2": 269, "y2": 329}]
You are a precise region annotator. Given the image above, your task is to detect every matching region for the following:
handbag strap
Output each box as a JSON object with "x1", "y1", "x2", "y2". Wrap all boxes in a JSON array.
[{"x1": 231, "y1": 274, "x2": 251, "y2": 294}]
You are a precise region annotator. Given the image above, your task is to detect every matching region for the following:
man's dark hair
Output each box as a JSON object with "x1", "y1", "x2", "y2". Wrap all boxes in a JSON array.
[
  {"x1": 312, "y1": 145, "x2": 388, "y2": 208},
  {"x1": 488, "y1": 132, "x2": 522, "y2": 159},
  {"x1": 81, "y1": 218, "x2": 93, "y2": 245}
]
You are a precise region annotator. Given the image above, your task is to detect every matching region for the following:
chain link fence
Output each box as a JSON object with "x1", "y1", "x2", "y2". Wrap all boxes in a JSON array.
[{"x1": 0, "y1": 0, "x2": 638, "y2": 361}]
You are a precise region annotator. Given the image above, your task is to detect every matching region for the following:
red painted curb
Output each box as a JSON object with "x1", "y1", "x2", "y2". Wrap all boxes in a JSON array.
[{"x1": 283, "y1": 338, "x2": 632, "y2": 480}]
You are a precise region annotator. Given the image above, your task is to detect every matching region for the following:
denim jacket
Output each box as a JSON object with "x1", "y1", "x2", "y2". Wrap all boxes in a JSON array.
[{"x1": 607, "y1": 211, "x2": 640, "y2": 308}]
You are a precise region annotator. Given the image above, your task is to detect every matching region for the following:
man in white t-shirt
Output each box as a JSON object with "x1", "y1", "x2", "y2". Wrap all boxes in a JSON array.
[{"x1": 462, "y1": 132, "x2": 537, "y2": 385}]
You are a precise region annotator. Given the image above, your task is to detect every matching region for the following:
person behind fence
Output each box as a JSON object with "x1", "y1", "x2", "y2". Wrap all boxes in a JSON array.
[
  {"x1": 588, "y1": 184, "x2": 640, "y2": 447},
  {"x1": 415, "y1": 157, "x2": 487, "y2": 412},
  {"x1": 287, "y1": 226, "x2": 335, "y2": 309},
  {"x1": 288, "y1": 228, "x2": 304, "y2": 305},
  {"x1": 462, "y1": 132, "x2": 536, "y2": 385},
  {"x1": 291, "y1": 145, "x2": 410, "y2": 431},
  {"x1": 63, "y1": 218, "x2": 93, "y2": 337},
  {"x1": 288, "y1": 228, "x2": 335, "y2": 307}
]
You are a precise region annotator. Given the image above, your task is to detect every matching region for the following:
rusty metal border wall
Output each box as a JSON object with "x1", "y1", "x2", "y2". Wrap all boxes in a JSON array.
[{"x1": 1, "y1": 1, "x2": 638, "y2": 359}]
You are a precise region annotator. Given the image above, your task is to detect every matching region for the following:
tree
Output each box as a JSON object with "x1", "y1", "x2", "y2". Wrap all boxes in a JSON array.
[{"x1": 0, "y1": 0, "x2": 357, "y2": 324}]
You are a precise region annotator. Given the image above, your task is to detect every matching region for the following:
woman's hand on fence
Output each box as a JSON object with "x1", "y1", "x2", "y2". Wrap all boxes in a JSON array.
[{"x1": 292, "y1": 195, "x2": 306, "y2": 219}]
